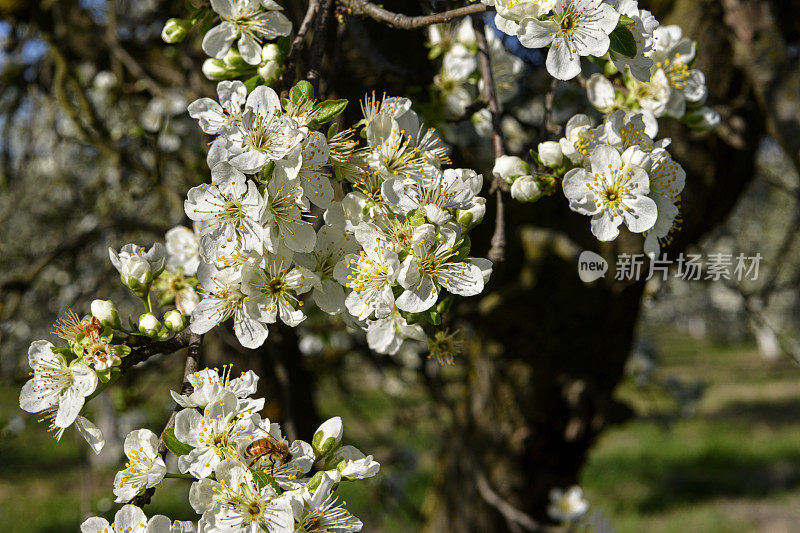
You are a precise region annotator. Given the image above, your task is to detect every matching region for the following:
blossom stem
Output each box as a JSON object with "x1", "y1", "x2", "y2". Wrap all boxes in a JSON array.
[
  {"x1": 163, "y1": 472, "x2": 196, "y2": 479},
  {"x1": 140, "y1": 294, "x2": 153, "y2": 314}
]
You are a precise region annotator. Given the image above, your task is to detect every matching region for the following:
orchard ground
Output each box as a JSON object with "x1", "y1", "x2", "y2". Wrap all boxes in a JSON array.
[{"x1": 2, "y1": 327, "x2": 800, "y2": 532}]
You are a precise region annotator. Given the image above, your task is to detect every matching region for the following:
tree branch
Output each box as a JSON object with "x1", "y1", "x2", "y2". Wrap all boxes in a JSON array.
[
  {"x1": 472, "y1": 15, "x2": 507, "y2": 264},
  {"x1": 281, "y1": 0, "x2": 321, "y2": 94},
  {"x1": 340, "y1": 0, "x2": 491, "y2": 30},
  {"x1": 475, "y1": 472, "x2": 545, "y2": 533},
  {"x1": 307, "y1": 0, "x2": 334, "y2": 98},
  {"x1": 119, "y1": 331, "x2": 193, "y2": 373}
]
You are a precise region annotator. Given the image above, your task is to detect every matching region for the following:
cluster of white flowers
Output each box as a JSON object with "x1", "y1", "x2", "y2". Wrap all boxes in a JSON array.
[
  {"x1": 587, "y1": 23, "x2": 719, "y2": 132},
  {"x1": 162, "y1": 0, "x2": 292, "y2": 85},
  {"x1": 82, "y1": 366, "x2": 373, "y2": 532},
  {"x1": 555, "y1": 110, "x2": 685, "y2": 253},
  {"x1": 167, "y1": 80, "x2": 492, "y2": 355}
]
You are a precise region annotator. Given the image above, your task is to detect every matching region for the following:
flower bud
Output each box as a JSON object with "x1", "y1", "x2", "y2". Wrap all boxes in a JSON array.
[
  {"x1": 492, "y1": 155, "x2": 530, "y2": 184},
  {"x1": 138, "y1": 313, "x2": 163, "y2": 337},
  {"x1": 312, "y1": 417, "x2": 343, "y2": 457},
  {"x1": 109, "y1": 243, "x2": 165, "y2": 297},
  {"x1": 261, "y1": 44, "x2": 281, "y2": 62},
  {"x1": 538, "y1": 141, "x2": 564, "y2": 168},
  {"x1": 91, "y1": 299, "x2": 121, "y2": 328},
  {"x1": 258, "y1": 61, "x2": 281, "y2": 83},
  {"x1": 511, "y1": 176, "x2": 542, "y2": 203},
  {"x1": 163, "y1": 309, "x2": 186, "y2": 332},
  {"x1": 457, "y1": 196, "x2": 486, "y2": 232},
  {"x1": 224, "y1": 47, "x2": 249, "y2": 68},
  {"x1": 161, "y1": 18, "x2": 192, "y2": 44},
  {"x1": 684, "y1": 106, "x2": 720, "y2": 131},
  {"x1": 202, "y1": 59, "x2": 253, "y2": 81}
]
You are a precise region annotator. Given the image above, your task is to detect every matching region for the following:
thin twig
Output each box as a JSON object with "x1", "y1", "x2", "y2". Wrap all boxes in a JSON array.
[
  {"x1": 340, "y1": 0, "x2": 491, "y2": 30},
  {"x1": 472, "y1": 15, "x2": 507, "y2": 264},
  {"x1": 281, "y1": 0, "x2": 321, "y2": 94},
  {"x1": 543, "y1": 78, "x2": 561, "y2": 139},
  {"x1": 475, "y1": 472, "x2": 545, "y2": 532},
  {"x1": 307, "y1": 0, "x2": 334, "y2": 98}
]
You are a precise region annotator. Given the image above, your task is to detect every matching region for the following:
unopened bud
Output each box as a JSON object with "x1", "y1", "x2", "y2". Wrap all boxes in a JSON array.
[
  {"x1": 257, "y1": 61, "x2": 281, "y2": 83},
  {"x1": 91, "y1": 300, "x2": 121, "y2": 328},
  {"x1": 312, "y1": 417, "x2": 343, "y2": 457},
  {"x1": 457, "y1": 196, "x2": 486, "y2": 232},
  {"x1": 161, "y1": 18, "x2": 192, "y2": 44},
  {"x1": 202, "y1": 59, "x2": 253, "y2": 80},
  {"x1": 224, "y1": 47, "x2": 248, "y2": 68},
  {"x1": 163, "y1": 309, "x2": 186, "y2": 332},
  {"x1": 511, "y1": 176, "x2": 542, "y2": 203},
  {"x1": 492, "y1": 155, "x2": 530, "y2": 184},
  {"x1": 261, "y1": 44, "x2": 281, "y2": 62},
  {"x1": 537, "y1": 141, "x2": 564, "y2": 168},
  {"x1": 138, "y1": 313, "x2": 163, "y2": 337}
]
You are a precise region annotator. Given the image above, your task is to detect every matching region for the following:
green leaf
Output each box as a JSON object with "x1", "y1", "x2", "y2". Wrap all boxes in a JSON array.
[
  {"x1": 327, "y1": 122, "x2": 339, "y2": 138},
  {"x1": 290, "y1": 80, "x2": 314, "y2": 102},
  {"x1": 404, "y1": 309, "x2": 441, "y2": 326},
  {"x1": 308, "y1": 99, "x2": 348, "y2": 129},
  {"x1": 252, "y1": 471, "x2": 280, "y2": 491},
  {"x1": 617, "y1": 14, "x2": 636, "y2": 26},
  {"x1": 244, "y1": 75, "x2": 263, "y2": 93},
  {"x1": 113, "y1": 344, "x2": 131, "y2": 357},
  {"x1": 609, "y1": 26, "x2": 637, "y2": 58},
  {"x1": 163, "y1": 428, "x2": 194, "y2": 457},
  {"x1": 96, "y1": 367, "x2": 112, "y2": 383},
  {"x1": 427, "y1": 46, "x2": 443, "y2": 60}
]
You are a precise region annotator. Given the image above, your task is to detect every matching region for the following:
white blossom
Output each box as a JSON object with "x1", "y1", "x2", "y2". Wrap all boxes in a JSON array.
[
  {"x1": 562, "y1": 144, "x2": 657, "y2": 240},
  {"x1": 113, "y1": 429, "x2": 168, "y2": 503},
  {"x1": 241, "y1": 250, "x2": 317, "y2": 327},
  {"x1": 203, "y1": 0, "x2": 292, "y2": 65},
  {"x1": 518, "y1": 0, "x2": 620, "y2": 80},
  {"x1": 295, "y1": 224, "x2": 360, "y2": 314},
  {"x1": 224, "y1": 86, "x2": 304, "y2": 174},
  {"x1": 547, "y1": 486, "x2": 590, "y2": 523},
  {"x1": 382, "y1": 168, "x2": 476, "y2": 225},
  {"x1": 19, "y1": 340, "x2": 97, "y2": 432},
  {"x1": 333, "y1": 238, "x2": 400, "y2": 321},
  {"x1": 190, "y1": 263, "x2": 269, "y2": 349},
  {"x1": 189, "y1": 80, "x2": 247, "y2": 135},
  {"x1": 365, "y1": 309, "x2": 426, "y2": 355},
  {"x1": 185, "y1": 163, "x2": 265, "y2": 263},
  {"x1": 170, "y1": 365, "x2": 265, "y2": 415},
  {"x1": 261, "y1": 171, "x2": 317, "y2": 254},
  {"x1": 175, "y1": 391, "x2": 258, "y2": 478},
  {"x1": 286, "y1": 473, "x2": 362, "y2": 533},
  {"x1": 189, "y1": 460, "x2": 294, "y2": 533},
  {"x1": 396, "y1": 223, "x2": 484, "y2": 312},
  {"x1": 329, "y1": 445, "x2": 380, "y2": 480},
  {"x1": 109, "y1": 243, "x2": 166, "y2": 287}
]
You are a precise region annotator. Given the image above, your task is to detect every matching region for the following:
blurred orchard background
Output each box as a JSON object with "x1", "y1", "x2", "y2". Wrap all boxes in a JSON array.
[{"x1": 1, "y1": 0, "x2": 800, "y2": 531}]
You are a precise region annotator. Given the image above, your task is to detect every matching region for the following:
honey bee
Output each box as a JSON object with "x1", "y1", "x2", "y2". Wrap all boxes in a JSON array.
[{"x1": 243, "y1": 434, "x2": 293, "y2": 475}]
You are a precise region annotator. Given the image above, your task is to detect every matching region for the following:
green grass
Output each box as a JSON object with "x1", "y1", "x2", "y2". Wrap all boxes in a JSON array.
[
  {"x1": 581, "y1": 328, "x2": 800, "y2": 532},
  {"x1": 3, "y1": 328, "x2": 800, "y2": 531}
]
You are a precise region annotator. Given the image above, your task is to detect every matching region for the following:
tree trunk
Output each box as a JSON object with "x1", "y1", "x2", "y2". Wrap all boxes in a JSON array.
[{"x1": 422, "y1": 0, "x2": 771, "y2": 529}]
